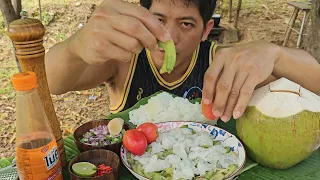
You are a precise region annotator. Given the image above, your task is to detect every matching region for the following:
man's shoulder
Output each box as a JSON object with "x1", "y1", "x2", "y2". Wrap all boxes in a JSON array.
[
  {"x1": 200, "y1": 40, "x2": 213, "y2": 45},
  {"x1": 199, "y1": 40, "x2": 216, "y2": 49},
  {"x1": 198, "y1": 40, "x2": 216, "y2": 54}
]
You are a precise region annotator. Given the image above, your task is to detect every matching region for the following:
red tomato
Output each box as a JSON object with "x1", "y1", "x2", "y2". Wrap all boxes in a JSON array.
[
  {"x1": 136, "y1": 123, "x2": 158, "y2": 144},
  {"x1": 123, "y1": 130, "x2": 147, "y2": 155},
  {"x1": 201, "y1": 100, "x2": 218, "y2": 120}
]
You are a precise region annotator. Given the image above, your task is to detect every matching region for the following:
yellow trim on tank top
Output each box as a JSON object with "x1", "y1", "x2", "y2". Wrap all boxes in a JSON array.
[
  {"x1": 145, "y1": 45, "x2": 199, "y2": 90},
  {"x1": 209, "y1": 41, "x2": 217, "y2": 66},
  {"x1": 109, "y1": 54, "x2": 138, "y2": 113}
]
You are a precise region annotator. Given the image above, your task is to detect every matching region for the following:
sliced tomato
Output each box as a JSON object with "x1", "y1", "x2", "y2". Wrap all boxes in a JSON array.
[{"x1": 201, "y1": 100, "x2": 218, "y2": 120}]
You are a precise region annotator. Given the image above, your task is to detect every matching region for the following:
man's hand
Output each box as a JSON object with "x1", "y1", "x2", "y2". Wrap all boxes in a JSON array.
[
  {"x1": 68, "y1": 0, "x2": 171, "y2": 65},
  {"x1": 202, "y1": 41, "x2": 281, "y2": 122}
]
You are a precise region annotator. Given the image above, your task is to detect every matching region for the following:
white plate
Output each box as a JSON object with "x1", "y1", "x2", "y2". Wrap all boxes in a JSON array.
[{"x1": 120, "y1": 121, "x2": 246, "y2": 180}]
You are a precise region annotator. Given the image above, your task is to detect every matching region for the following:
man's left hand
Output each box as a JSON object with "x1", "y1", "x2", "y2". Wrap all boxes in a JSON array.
[{"x1": 202, "y1": 41, "x2": 280, "y2": 122}]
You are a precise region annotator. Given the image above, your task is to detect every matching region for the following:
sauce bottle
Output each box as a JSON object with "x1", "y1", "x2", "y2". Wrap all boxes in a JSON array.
[{"x1": 12, "y1": 71, "x2": 63, "y2": 180}]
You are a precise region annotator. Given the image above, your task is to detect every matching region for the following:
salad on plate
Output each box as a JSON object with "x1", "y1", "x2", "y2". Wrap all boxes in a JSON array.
[{"x1": 121, "y1": 122, "x2": 245, "y2": 180}]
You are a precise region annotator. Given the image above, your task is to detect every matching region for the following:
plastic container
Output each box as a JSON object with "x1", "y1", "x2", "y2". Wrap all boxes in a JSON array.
[{"x1": 12, "y1": 71, "x2": 63, "y2": 180}]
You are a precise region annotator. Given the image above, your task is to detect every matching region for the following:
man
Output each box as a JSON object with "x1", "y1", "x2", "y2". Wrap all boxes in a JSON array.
[{"x1": 45, "y1": 0, "x2": 320, "y2": 122}]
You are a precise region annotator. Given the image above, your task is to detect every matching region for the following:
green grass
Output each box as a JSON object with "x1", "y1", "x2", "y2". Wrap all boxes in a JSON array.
[
  {"x1": 216, "y1": 0, "x2": 275, "y2": 14},
  {"x1": 240, "y1": 0, "x2": 262, "y2": 10},
  {"x1": 21, "y1": 0, "x2": 71, "y2": 10},
  {"x1": 55, "y1": 32, "x2": 67, "y2": 41},
  {"x1": 0, "y1": 68, "x2": 19, "y2": 95}
]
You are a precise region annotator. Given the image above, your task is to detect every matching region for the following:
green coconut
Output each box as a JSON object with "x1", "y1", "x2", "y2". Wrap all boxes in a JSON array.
[{"x1": 236, "y1": 78, "x2": 320, "y2": 169}]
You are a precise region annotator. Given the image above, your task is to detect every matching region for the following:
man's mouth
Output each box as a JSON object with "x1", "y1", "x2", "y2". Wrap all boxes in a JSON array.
[{"x1": 158, "y1": 48, "x2": 178, "y2": 54}]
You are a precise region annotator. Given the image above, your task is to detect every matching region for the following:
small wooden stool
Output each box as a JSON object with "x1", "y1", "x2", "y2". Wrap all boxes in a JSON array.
[{"x1": 283, "y1": 1, "x2": 311, "y2": 48}]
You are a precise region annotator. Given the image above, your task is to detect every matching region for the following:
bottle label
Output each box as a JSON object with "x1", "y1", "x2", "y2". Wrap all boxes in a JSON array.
[{"x1": 16, "y1": 139, "x2": 63, "y2": 180}]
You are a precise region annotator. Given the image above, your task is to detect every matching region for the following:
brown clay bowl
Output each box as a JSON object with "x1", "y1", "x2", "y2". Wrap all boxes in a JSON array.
[
  {"x1": 74, "y1": 119, "x2": 131, "y2": 155},
  {"x1": 68, "y1": 149, "x2": 120, "y2": 180}
]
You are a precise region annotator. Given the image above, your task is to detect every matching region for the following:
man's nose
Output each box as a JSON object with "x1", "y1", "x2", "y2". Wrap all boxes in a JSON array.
[{"x1": 165, "y1": 24, "x2": 180, "y2": 47}]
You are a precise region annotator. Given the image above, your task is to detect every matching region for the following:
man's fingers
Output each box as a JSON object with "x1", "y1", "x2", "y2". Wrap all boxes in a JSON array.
[
  {"x1": 220, "y1": 71, "x2": 248, "y2": 122},
  {"x1": 106, "y1": 28, "x2": 143, "y2": 54},
  {"x1": 108, "y1": 15, "x2": 158, "y2": 50},
  {"x1": 233, "y1": 75, "x2": 258, "y2": 119},
  {"x1": 98, "y1": 40, "x2": 133, "y2": 63},
  {"x1": 115, "y1": 0, "x2": 171, "y2": 43},
  {"x1": 202, "y1": 59, "x2": 224, "y2": 105},
  {"x1": 212, "y1": 65, "x2": 237, "y2": 119}
]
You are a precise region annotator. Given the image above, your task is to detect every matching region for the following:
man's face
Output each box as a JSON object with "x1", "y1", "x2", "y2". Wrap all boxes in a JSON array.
[{"x1": 149, "y1": 0, "x2": 213, "y2": 69}]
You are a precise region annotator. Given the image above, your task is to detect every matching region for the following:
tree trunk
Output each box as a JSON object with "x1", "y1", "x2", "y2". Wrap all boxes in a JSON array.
[
  {"x1": 307, "y1": 0, "x2": 320, "y2": 63},
  {"x1": 0, "y1": 0, "x2": 18, "y2": 26},
  {"x1": 12, "y1": 0, "x2": 22, "y2": 18}
]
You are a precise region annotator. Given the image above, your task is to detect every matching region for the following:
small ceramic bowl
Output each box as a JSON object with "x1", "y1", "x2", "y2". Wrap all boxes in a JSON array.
[
  {"x1": 69, "y1": 149, "x2": 120, "y2": 180},
  {"x1": 74, "y1": 119, "x2": 131, "y2": 155}
]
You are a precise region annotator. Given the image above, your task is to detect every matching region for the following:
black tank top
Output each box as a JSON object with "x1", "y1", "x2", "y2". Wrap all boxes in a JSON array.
[{"x1": 110, "y1": 40, "x2": 217, "y2": 113}]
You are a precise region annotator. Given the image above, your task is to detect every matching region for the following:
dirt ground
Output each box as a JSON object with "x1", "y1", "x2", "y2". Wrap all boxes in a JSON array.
[{"x1": 0, "y1": 0, "x2": 304, "y2": 158}]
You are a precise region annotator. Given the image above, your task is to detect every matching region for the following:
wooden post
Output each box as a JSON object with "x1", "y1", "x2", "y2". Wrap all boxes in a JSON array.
[
  {"x1": 229, "y1": 0, "x2": 233, "y2": 23},
  {"x1": 7, "y1": 18, "x2": 66, "y2": 166},
  {"x1": 234, "y1": 0, "x2": 242, "y2": 28}
]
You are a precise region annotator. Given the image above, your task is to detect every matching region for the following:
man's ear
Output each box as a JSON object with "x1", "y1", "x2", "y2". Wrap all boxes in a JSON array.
[{"x1": 201, "y1": 19, "x2": 214, "y2": 41}]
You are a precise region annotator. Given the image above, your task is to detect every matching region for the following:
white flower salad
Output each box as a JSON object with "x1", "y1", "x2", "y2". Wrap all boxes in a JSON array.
[{"x1": 126, "y1": 126, "x2": 239, "y2": 180}]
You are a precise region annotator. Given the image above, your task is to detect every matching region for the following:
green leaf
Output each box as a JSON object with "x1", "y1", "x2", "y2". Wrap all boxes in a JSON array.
[
  {"x1": 238, "y1": 150, "x2": 320, "y2": 180},
  {"x1": 0, "y1": 159, "x2": 12, "y2": 168}
]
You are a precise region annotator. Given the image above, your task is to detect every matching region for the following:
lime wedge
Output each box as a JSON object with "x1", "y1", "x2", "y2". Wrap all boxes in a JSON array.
[{"x1": 72, "y1": 162, "x2": 97, "y2": 177}]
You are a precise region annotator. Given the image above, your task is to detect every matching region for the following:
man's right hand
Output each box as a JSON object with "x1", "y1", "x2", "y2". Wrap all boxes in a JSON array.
[{"x1": 68, "y1": 0, "x2": 171, "y2": 65}]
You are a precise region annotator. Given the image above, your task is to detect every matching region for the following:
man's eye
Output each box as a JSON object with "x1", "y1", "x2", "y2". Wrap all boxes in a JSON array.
[{"x1": 182, "y1": 22, "x2": 194, "y2": 27}]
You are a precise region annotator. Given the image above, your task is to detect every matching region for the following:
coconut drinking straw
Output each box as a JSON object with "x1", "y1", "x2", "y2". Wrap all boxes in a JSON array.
[{"x1": 7, "y1": 18, "x2": 66, "y2": 166}]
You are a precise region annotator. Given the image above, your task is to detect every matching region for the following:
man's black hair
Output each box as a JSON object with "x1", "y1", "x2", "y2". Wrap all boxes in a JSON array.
[{"x1": 140, "y1": 0, "x2": 217, "y2": 26}]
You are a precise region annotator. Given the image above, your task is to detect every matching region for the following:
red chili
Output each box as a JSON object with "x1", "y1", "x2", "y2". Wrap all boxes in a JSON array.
[{"x1": 95, "y1": 164, "x2": 113, "y2": 177}]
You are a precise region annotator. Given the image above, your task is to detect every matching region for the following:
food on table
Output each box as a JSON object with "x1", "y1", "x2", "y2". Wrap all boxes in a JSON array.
[
  {"x1": 129, "y1": 92, "x2": 214, "y2": 126},
  {"x1": 137, "y1": 122, "x2": 159, "y2": 144},
  {"x1": 80, "y1": 119, "x2": 126, "y2": 146},
  {"x1": 72, "y1": 162, "x2": 97, "y2": 177},
  {"x1": 158, "y1": 40, "x2": 176, "y2": 74},
  {"x1": 123, "y1": 129, "x2": 148, "y2": 156},
  {"x1": 108, "y1": 118, "x2": 125, "y2": 136},
  {"x1": 72, "y1": 162, "x2": 114, "y2": 177},
  {"x1": 237, "y1": 78, "x2": 320, "y2": 169},
  {"x1": 201, "y1": 100, "x2": 218, "y2": 120},
  {"x1": 126, "y1": 126, "x2": 239, "y2": 180}
]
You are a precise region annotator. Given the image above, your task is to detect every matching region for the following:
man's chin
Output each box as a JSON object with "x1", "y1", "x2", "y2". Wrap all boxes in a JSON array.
[{"x1": 150, "y1": 50, "x2": 180, "y2": 69}]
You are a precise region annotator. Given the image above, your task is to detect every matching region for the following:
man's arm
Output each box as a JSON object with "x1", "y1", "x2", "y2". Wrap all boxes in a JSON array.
[
  {"x1": 215, "y1": 43, "x2": 278, "y2": 89},
  {"x1": 45, "y1": 0, "x2": 171, "y2": 95},
  {"x1": 45, "y1": 36, "x2": 117, "y2": 95},
  {"x1": 273, "y1": 46, "x2": 320, "y2": 94},
  {"x1": 204, "y1": 40, "x2": 320, "y2": 122}
]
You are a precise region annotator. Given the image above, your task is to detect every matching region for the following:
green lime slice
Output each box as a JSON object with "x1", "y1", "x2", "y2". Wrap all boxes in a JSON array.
[{"x1": 72, "y1": 162, "x2": 97, "y2": 177}]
